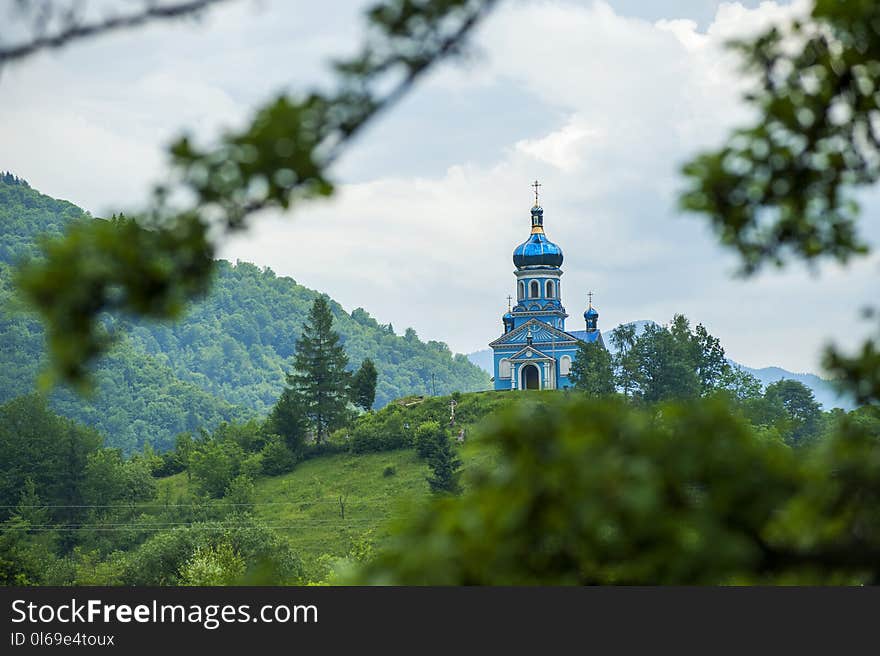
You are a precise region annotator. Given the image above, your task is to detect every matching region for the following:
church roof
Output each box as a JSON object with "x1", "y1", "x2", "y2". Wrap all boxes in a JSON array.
[
  {"x1": 568, "y1": 330, "x2": 604, "y2": 345},
  {"x1": 489, "y1": 318, "x2": 578, "y2": 348}
]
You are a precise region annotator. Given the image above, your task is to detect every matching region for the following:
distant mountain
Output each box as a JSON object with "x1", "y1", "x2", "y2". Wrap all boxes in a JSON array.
[
  {"x1": 468, "y1": 320, "x2": 854, "y2": 410},
  {"x1": 734, "y1": 365, "x2": 853, "y2": 411},
  {"x1": 0, "y1": 174, "x2": 490, "y2": 452}
]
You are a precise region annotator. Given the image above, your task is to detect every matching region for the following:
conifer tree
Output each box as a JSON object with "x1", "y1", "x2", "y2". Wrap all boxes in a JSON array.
[
  {"x1": 350, "y1": 358, "x2": 378, "y2": 411},
  {"x1": 288, "y1": 297, "x2": 351, "y2": 443},
  {"x1": 426, "y1": 431, "x2": 461, "y2": 495}
]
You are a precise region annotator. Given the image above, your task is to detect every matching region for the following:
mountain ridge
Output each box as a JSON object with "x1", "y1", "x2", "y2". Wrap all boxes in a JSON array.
[{"x1": 0, "y1": 174, "x2": 490, "y2": 453}]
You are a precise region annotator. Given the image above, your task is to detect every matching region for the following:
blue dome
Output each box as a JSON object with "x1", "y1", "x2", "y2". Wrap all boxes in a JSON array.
[
  {"x1": 503, "y1": 311, "x2": 514, "y2": 320},
  {"x1": 584, "y1": 306, "x2": 599, "y2": 319},
  {"x1": 513, "y1": 233, "x2": 564, "y2": 268}
]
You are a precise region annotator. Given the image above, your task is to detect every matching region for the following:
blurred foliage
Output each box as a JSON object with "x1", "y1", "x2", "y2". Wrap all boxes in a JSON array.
[
  {"x1": 12, "y1": 0, "x2": 498, "y2": 386},
  {"x1": 0, "y1": 1, "x2": 231, "y2": 65},
  {"x1": 358, "y1": 396, "x2": 880, "y2": 584},
  {"x1": 680, "y1": 0, "x2": 880, "y2": 405}
]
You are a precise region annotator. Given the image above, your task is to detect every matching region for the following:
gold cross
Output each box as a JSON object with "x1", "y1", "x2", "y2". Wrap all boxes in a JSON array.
[{"x1": 531, "y1": 179, "x2": 542, "y2": 205}]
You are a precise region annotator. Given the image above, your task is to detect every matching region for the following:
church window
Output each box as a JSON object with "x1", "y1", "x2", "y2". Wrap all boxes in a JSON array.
[
  {"x1": 529, "y1": 280, "x2": 539, "y2": 298},
  {"x1": 546, "y1": 280, "x2": 554, "y2": 298},
  {"x1": 518, "y1": 281, "x2": 525, "y2": 300},
  {"x1": 560, "y1": 355, "x2": 572, "y2": 377},
  {"x1": 499, "y1": 358, "x2": 511, "y2": 379}
]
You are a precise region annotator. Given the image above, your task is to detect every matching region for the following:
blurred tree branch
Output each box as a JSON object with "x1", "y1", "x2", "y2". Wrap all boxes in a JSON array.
[
  {"x1": 0, "y1": 0, "x2": 232, "y2": 65},
  {"x1": 680, "y1": 0, "x2": 880, "y2": 405}
]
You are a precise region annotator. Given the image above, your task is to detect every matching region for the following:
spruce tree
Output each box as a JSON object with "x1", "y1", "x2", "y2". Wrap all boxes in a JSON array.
[
  {"x1": 426, "y1": 430, "x2": 461, "y2": 495},
  {"x1": 350, "y1": 358, "x2": 378, "y2": 411},
  {"x1": 289, "y1": 297, "x2": 351, "y2": 443}
]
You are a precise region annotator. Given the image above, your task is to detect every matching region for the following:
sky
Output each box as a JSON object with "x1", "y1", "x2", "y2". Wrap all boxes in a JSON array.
[{"x1": 1, "y1": 0, "x2": 878, "y2": 374}]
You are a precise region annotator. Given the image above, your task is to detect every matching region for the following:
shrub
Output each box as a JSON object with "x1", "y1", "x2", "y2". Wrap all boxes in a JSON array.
[
  {"x1": 260, "y1": 436, "x2": 297, "y2": 476},
  {"x1": 383, "y1": 465, "x2": 396, "y2": 478},
  {"x1": 415, "y1": 421, "x2": 445, "y2": 460}
]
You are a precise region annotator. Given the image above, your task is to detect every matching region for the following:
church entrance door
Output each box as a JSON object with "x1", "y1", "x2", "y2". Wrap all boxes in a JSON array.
[{"x1": 522, "y1": 364, "x2": 540, "y2": 390}]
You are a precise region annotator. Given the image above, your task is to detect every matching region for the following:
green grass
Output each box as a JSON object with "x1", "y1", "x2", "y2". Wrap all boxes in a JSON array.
[
  {"x1": 152, "y1": 389, "x2": 516, "y2": 580},
  {"x1": 252, "y1": 449, "x2": 430, "y2": 568},
  {"x1": 155, "y1": 444, "x2": 498, "y2": 580}
]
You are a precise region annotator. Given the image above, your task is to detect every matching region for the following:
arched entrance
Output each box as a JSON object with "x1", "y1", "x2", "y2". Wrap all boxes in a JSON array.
[{"x1": 522, "y1": 364, "x2": 540, "y2": 390}]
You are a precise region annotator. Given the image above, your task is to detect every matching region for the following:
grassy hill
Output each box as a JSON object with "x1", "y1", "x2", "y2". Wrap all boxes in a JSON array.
[
  {"x1": 0, "y1": 173, "x2": 490, "y2": 453},
  {"x1": 158, "y1": 444, "x2": 501, "y2": 581},
  {"x1": 154, "y1": 390, "x2": 515, "y2": 581}
]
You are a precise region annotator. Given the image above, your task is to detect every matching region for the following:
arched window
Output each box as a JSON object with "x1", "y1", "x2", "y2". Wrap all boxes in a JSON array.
[
  {"x1": 529, "y1": 280, "x2": 540, "y2": 298},
  {"x1": 498, "y1": 358, "x2": 511, "y2": 379},
  {"x1": 517, "y1": 281, "x2": 525, "y2": 301},
  {"x1": 546, "y1": 280, "x2": 554, "y2": 298},
  {"x1": 560, "y1": 355, "x2": 572, "y2": 377}
]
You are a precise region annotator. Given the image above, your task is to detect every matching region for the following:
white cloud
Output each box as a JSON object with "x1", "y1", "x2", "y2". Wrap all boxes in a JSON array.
[{"x1": 6, "y1": 0, "x2": 877, "y2": 375}]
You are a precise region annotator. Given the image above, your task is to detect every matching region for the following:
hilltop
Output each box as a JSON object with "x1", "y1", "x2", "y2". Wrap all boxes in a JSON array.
[{"x1": 468, "y1": 320, "x2": 854, "y2": 410}]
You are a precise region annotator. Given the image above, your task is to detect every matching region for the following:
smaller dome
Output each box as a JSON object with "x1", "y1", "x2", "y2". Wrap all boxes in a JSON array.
[
  {"x1": 503, "y1": 311, "x2": 514, "y2": 320},
  {"x1": 584, "y1": 306, "x2": 599, "y2": 319}
]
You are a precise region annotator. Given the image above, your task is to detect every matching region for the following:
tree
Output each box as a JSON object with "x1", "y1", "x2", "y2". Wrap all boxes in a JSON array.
[
  {"x1": 350, "y1": 358, "x2": 378, "y2": 411},
  {"x1": 287, "y1": 297, "x2": 352, "y2": 443},
  {"x1": 426, "y1": 430, "x2": 462, "y2": 495},
  {"x1": 631, "y1": 323, "x2": 700, "y2": 403},
  {"x1": 764, "y1": 380, "x2": 823, "y2": 446},
  {"x1": 609, "y1": 323, "x2": 639, "y2": 398},
  {"x1": 680, "y1": 1, "x2": 880, "y2": 406},
  {"x1": 265, "y1": 388, "x2": 308, "y2": 454},
  {"x1": 189, "y1": 438, "x2": 243, "y2": 498},
  {"x1": 620, "y1": 316, "x2": 730, "y2": 403},
  {"x1": 569, "y1": 342, "x2": 615, "y2": 396},
  {"x1": 415, "y1": 421, "x2": 445, "y2": 460},
  {"x1": 259, "y1": 436, "x2": 297, "y2": 476}
]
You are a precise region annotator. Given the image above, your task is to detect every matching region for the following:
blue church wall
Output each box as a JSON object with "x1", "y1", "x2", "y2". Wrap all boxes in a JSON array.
[{"x1": 490, "y1": 192, "x2": 604, "y2": 391}]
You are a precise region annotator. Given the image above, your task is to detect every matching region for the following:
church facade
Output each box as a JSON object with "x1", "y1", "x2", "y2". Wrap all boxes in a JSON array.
[{"x1": 489, "y1": 188, "x2": 603, "y2": 390}]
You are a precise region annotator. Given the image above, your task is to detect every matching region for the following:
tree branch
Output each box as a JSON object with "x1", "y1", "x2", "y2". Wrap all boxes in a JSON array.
[{"x1": 0, "y1": 0, "x2": 233, "y2": 65}]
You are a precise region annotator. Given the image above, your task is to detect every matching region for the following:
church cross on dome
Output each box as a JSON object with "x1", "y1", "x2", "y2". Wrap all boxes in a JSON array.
[{"x1": 531, "y1": 179, "x2": 542, "y2": 205}]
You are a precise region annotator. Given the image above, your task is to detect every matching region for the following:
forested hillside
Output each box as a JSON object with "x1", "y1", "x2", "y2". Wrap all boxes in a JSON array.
[{"x1": 0, "y1": 174, "x2": 489, "y2": 453}]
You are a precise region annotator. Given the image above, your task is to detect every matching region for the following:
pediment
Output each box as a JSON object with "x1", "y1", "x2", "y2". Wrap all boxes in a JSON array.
[
  {"x1": 489, "y1": 319, "x2": 578, "y2": 348},
  {"x1": 507, "y1": 345, "x2": 554, "y2": 361}
]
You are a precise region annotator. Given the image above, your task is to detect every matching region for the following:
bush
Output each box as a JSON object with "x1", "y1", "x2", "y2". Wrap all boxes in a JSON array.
[
  {"x1": 415, "y1": 421, "x2": 445, "y2": 460},
  {"x1": 189, "y1": 439, "x2": 244, "y2": 498},
  {"x1": 260, "y1": 436, "x2": 297, "y2": 476},
  {"x1": 383, "y1": 465, "x2": 396, "y2": 478},
  {"x1": 349, "y1": 406, "x2": 411, "y2": 453}
]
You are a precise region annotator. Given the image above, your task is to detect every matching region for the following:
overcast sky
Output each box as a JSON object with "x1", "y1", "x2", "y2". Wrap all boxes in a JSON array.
[{"x1": 2, "y1": 0, "x2": 878, "y2": 374}]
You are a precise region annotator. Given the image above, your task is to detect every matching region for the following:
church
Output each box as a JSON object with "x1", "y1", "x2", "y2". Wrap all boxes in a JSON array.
[{"x1": 489, "y1": 183, "x2": 604, "y2": 390}]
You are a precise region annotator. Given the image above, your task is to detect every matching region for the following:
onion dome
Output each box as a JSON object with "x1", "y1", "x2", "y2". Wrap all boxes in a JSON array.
[
  {"x1": 585, "y1": 301, "x2": 599, "y2": 332},
  {"x1": 512, "y1": 205, "x2": 564, "y2": 268}
]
